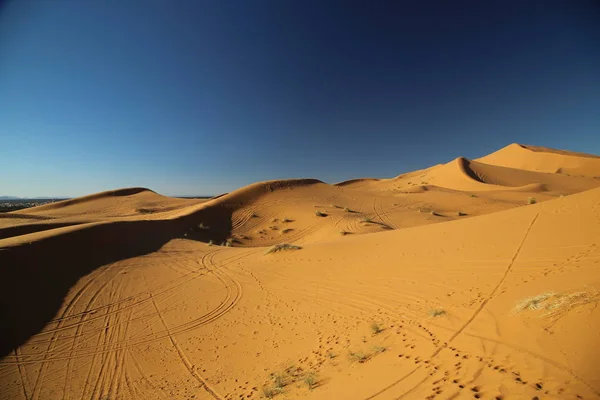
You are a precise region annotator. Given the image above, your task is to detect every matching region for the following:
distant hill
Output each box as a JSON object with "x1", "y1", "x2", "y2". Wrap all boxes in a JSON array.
[{"x1": 0, "y1": 196, "x2": 69, "y2": 200}]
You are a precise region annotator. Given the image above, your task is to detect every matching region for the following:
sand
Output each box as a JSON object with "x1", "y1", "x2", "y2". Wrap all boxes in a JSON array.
[{"x1": 1, "y1": 143, "x2": 599, "y2": 400}]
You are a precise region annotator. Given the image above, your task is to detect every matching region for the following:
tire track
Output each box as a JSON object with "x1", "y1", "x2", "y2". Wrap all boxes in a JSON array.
[
  {"x1": 13, "y1": 348, "x2": 30, "y2": 400},
  {"x1": 432, "y1": 212, "x2": 539, "y2": 356},
  {"x1": 89, "y1": 279, "x2": 123, "y2": 400},
  {"x1": 30, "y1": 261, "x2": 117, "y2": 400},
  {"x1": 5, "y1": 249, "x2": 251, "y2": 366},
  {"x1": 149, "y1": 292, "x2": 224, "y2": 400}
]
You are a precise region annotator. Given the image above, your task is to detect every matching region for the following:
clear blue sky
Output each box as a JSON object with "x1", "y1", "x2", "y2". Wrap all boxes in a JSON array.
[{"x1": 1, "y1": 1, "x2": 599, "y2": 197}]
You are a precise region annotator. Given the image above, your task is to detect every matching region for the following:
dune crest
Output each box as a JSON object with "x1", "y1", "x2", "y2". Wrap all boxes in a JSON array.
[{"x1": 477, "y1": 143, "x2": 600, "y2": 177}]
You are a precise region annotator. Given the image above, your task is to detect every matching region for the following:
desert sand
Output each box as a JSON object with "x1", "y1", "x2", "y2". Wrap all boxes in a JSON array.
[{"x1": 1, "y1": 143, "x2": 599, "y2": 400}]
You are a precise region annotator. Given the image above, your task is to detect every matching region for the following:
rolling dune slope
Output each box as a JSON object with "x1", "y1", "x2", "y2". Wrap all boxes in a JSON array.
[
  {"x1": 1, "y1": 144, "x2": 599, "y2": 400},
  {"x1": 477, "y1": 143, "x2": 600, "y2": 178}
]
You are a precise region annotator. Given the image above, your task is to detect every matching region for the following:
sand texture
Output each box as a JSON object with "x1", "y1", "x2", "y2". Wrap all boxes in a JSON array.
[{"x1": 1, "y1": 144, "x2": 600, "y2": 400}]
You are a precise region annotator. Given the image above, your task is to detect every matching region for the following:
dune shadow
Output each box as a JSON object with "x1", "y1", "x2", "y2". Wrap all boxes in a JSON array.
[{"x1": 0, "y1": 205, "x2": 234, "y2": 358}]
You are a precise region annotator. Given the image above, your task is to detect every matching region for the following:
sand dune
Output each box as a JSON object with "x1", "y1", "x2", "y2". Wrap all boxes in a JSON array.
[
  {"x1": 478, "y1": 143, "x2": 600, "y2": 178},
  {"x1": 1, "y1": 144, "x2": 599, "y2": 400}
]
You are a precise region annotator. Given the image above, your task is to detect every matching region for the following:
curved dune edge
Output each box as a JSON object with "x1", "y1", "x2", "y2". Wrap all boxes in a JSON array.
[
  {"x1": 334, "y1": 177, "x2": 381, "y2": 186},
  {"x1": 477, "y1": 143, "x2": 600, "y2": 177},
  {"x1": 21, "y1": 187, "x2": 156, "y2": 212}
]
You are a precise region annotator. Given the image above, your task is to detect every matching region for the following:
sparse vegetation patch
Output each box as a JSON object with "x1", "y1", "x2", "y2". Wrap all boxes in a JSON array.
[
  {"x1": 528, "y1": 197, "x2": 537, "y2": 204},
  {"x1": 304, "y1": 373, "x2": 316, "y2": 390},
  {"x1": 265, "y1": 243, "x2": 302, "y2": 254},
  {"x1": 349, "y1": 351, "x2": 369, "y2": 363},
  {"x1": 373, "y1": 345, "x2": 387, "y2": 353},
  {"x1": 370, "y1": 322, "x2": 383, "y2": 334},
  {"x1": 514, "y1": 289, "x2": 598, "y2": 320},
  {"x1": 315, "y1": 210, "x2": 327, "y2": 217},
  {"x1": 429, "y1": 308, "x2": 446, "y2": 317}
]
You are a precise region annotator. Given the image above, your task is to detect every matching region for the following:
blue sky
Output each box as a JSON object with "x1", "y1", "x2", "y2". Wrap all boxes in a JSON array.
[{"x1": 1, "y1": 1, "x2": 599, "y2": 197}]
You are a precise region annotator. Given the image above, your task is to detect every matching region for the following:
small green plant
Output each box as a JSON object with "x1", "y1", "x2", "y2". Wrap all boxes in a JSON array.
[
  {"x1": 208, "y1": 240, "x2": 214, "y2": 246},
  {"x1": 265, "y1": 243, "x2": 302, "y2": 254},
  {"x1": 429, "y1": 308, "x2": 446, "y2": 317},
  {"x1": 457, "y1": 211, "x2": 466, "y2": 216},
  {"x1": 373, "y1": 345, "x2": 387, "y2": 353},
  {"x1": 349, "y1": 351, "x2": 369, "y2": 363},
  {"x1": 222, "y1": 238, "x2": 233, "y2": 247},
  {"x1": 251, "y1": 212, "x2": 258, "y2": 218},
  {"x1": 197, "y1": 222, "x2": 210, "y2": 230},
  {"x1": 340, "y1": 230, "x2": 349, "y2": 236},
  {"x1": 370, "y1": 322, "x2": 382, "y2": 334},
  {"x1": 470, "y1": 194, "x2": 477, "y2": 198},
  {"x1": 269, "y1": 225, "x2": 278, "y2": 230},
  {"x1": 430, "y1": 211, "x2": 440, "y2": 216},
  {"x1": 281, "y1": 228, "x2": 293, "y2": 234},
  {"x1": 281, "y1": 218, "x2": 293, "y2": 223},
  {"x1": 362, "y1": 217, "x2": 373, "y2": 223},
  {"x1": 344, "y1": 207, "x2": 354, "y2": 213},
  {"x1": 304, "y1": 373, "x2": 316, "y2": 390},
  {"x1": 327, "y1": 351, "x2": 336, "y2": 359},
  {"x1": 528, "y1": 197, "x2": 537, "y2": 204},
  {"x1": 315, "y1": 210, "x2": 326, "y2": 217}
]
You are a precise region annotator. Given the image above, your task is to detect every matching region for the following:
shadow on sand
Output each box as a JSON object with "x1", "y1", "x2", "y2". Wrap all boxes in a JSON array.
[{"x1": 0, "y1": 206, "x2": 233, "y2": 358}]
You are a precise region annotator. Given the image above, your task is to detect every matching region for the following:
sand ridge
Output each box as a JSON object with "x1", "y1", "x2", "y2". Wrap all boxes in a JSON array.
[{"x1": 1, "y1": 144, "x2": 599, "y2": 400}]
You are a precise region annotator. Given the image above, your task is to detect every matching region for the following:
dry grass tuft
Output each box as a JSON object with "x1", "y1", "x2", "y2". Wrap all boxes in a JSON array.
[
  {"x1": 262, "y1": 386, "x2": 278, "y2": 398},
  {"x1": 429, "y1": 308, "x2": 446, "y2": 317},
  {"x1": 373, "y1": 345, "x2": 387, "y2": 354},
  {"x1": 349, "y1": 351, "x2": 369, "y2": 363},
  {"x1": 265, "y1": 243, "x2": 302, "y2": 254},
  {"x1": 528, "y1": 197, "x2": 537, "y2": 204},
  {"x1": 514, "y1": 289, "x2": 598, "y2": 321},
  {"x1": 273, "y1": 373, "x2": 286, "y2": 389},
  {"x1": 370, "y1": 322, "x2": 383, "y2": 334},
  {"x1": 304, "y1": 372, "x2": 317, "y2": 390}
]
